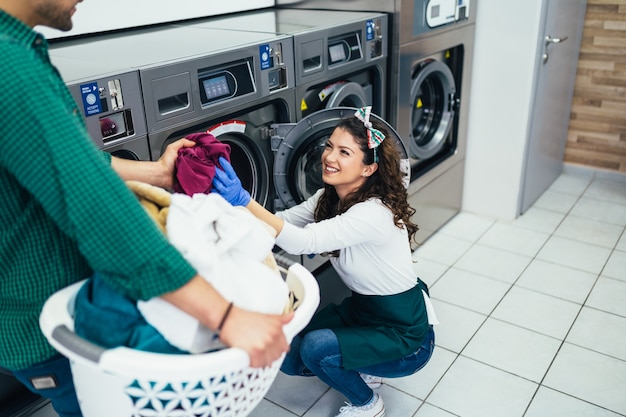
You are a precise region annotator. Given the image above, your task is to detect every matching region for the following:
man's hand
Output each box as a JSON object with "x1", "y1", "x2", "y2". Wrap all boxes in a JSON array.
[
  {"x1": 157, "y1": 138, "x2": 196, "y2": 189},
  {"x1": 219, "y1": 306, "x2": 294, "y2": 368},
  {"x1": 111, "y1": 138, "x2": 195, "y2": 189},
  {"x1": 161, "y1": 274, "x2": 293, "y2": 368}
]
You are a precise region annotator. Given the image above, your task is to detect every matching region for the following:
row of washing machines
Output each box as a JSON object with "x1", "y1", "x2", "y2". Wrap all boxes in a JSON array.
[{"x1": 49, "y1": 2, "x2": 476, "y2": 271}]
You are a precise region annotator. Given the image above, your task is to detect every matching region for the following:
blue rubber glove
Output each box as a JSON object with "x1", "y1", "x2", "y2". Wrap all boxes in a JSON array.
[{"x1": 212, "y1": 157, "x2": 251, "y2": 206}]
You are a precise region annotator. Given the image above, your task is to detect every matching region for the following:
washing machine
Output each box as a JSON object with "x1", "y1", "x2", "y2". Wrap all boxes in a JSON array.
[
  {"x1": 274, "y1": 0, "x2": 472, "y2": 121},
  {"x1": 281, "y1": 9, "x2": 389, "y2": 122},
  {"x1": 48, "y1": 51, "x2": 150, "y2": 160},
  {"x1": 50, "y1": 23, "x2": 297, "y2": 214},
  {"x1": 396, "y1": 1, "x2": 475, "y2": 244},
  {"x1": 173, "y1": 9, "x2": 388, "y2": 121},
  {"x1": 276, "y1": 0, "x2": 476, "y2": 245},
  {"x1": 142, "y1": 30, "x2": 295, "y2": 213}
]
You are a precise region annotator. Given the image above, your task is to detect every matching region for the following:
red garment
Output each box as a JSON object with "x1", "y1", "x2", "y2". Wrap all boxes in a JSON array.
[{"x1": 173, "y1": 132, "x2": 230, "y2": 195}]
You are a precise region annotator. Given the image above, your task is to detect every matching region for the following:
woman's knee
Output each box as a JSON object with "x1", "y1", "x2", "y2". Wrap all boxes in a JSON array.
[
  {"x1": 280, "y1": 336, "x2": 305, "y2": 376},
  {"x1": 299, "y1": 329, "x2": 341, "y2": 368}
]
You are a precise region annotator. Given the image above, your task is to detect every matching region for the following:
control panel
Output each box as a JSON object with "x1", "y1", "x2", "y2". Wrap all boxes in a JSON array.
[
  {"x1": 139, "y1": 36, "x2": 295, "y2": 135},
  {"x1": 64, "y1": 71, "x2": 148, "y2": 150},
  {"x1": 415, "y1": 0, "x2": 472, "y2": 36},
  {"x1": 294, "y1": 14, "x2": 388, "y2": 85}
]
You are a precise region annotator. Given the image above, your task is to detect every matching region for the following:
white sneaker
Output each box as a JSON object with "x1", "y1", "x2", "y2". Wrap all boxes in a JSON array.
[
  {"x1": 335, "y1": 393, "x2": 385, "y2": 417},
  {"x1": 360, "y1": 373, "x2": 383, "y2": 389}
]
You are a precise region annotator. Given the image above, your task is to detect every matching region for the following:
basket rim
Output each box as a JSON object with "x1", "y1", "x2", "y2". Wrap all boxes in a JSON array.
[{"x1": 40, "y1": 258, "x2": 320, "y2": 380}]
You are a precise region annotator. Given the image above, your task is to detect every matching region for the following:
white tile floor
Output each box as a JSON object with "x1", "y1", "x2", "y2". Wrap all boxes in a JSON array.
[
  {"x1": 248, "y1": 167, "x2": 626, "y2": 417},
  {"x1": 35, "y1": 167, "x2": 626, "y2": 417}
]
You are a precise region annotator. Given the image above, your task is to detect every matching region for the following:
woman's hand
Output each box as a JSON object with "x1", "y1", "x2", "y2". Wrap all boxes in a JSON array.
[{"x1": 212, "y1": 157, "x2": 251, "y2": 206}]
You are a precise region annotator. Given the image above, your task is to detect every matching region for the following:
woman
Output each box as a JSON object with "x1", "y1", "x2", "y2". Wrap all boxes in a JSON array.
[{"x1": 212, "y1": 107, "x2": 437, "y2": 417}]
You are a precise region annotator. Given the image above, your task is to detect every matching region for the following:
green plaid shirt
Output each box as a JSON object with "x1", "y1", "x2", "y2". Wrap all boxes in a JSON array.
[{"x1": 0, "y1": 10, "x2": 196, "y2": 370}]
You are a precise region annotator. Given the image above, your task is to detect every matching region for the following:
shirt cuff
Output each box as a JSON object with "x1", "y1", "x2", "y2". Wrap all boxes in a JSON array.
[{"x1": 101, "y1": 150, "x2": 112, "y2": 165}]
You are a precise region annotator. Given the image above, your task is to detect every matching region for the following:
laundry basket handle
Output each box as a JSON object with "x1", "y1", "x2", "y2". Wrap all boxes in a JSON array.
[
  {"x1": 273, "y1": 253, "x2": 320, "y2": 342},
  {"x1": 51, "y1": 325, "x2": 105, "y2": 364}
]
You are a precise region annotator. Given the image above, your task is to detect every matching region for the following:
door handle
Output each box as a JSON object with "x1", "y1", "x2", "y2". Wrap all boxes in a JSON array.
[{"x1": 543, "y1": 35, "x2": 569, "y2": 64}]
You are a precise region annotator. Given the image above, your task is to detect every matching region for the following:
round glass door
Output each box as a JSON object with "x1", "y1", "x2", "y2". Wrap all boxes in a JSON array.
[
  {"x1": 217, "y1": 132, "x2": 271, "y2": 209},
  {"x1": 302, "y1": 81, "x2": 369, "y2": 119},
  {"x1": 110, "y1": 149, "x2": 140, "y2": 160},
  {"x1": 162, "y1": 129, "x2": 271, "y2": 209},
  {"x1": 273, "y1": 107, "x2": 409, "y2": 210},
  {"x1": 273, "y1": 114, "x2": 339, "y2": 210},
  {"x1": 409, "y1": 59, "x2": 456, "y2": 160}
]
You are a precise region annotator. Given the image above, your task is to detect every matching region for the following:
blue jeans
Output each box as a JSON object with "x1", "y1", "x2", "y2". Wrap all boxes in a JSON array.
[
  {"x1": 281, "y1": 326, "x2": 435, "y2": 406},
  {"x1": 12, "y1": 354, "x2": 82, "y2": 417}
]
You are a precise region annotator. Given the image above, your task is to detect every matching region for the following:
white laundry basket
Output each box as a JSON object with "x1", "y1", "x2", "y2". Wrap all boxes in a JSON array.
[{"x1": 39, "y1": 254, "x2": 319, "y2": 417}]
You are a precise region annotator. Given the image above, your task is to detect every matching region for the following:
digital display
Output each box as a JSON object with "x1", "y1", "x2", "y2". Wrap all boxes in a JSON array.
[
  {"x1": 431, "y1": 5, "x2": 440, "y2": 18},
  {"x1": 329, "y1": 44, "x2": 347, "y2": 64},
  {"x1": 202, "y1": 75, "x2": 231, "y2": 100}
]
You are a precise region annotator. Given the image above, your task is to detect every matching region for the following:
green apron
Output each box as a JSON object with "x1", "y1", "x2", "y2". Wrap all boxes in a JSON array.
[{"x1": 302, "y1": 279, "x2": 430, "y2": 370}]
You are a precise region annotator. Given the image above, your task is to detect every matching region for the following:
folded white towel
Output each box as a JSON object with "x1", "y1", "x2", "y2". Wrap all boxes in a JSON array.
[{"x1": 138, "y1": 193, "x2": 289, "y2": 353}]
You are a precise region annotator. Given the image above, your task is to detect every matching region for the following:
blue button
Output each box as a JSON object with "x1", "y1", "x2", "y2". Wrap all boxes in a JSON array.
[
  {"x1": 366, "y1": 20, "x2": 375, "y2": 41},
  {"x1": 80, "y1": 82, "x2": 102, "y2": 116},
  {"x1": 260, "y1": 44, "x2": 271, "y2": 70}
]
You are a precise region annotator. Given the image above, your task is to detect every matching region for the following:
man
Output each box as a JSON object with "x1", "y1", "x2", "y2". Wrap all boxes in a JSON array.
[{"x1": 0, "y1": 1, "x2": 292, "y2": 416}]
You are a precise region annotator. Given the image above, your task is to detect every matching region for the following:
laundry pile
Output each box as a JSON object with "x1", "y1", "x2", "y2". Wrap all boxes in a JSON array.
[
  {"x1": 74, "y1": 180, "x2": 290, "y2": 354},
  {"x1": 139, "y1": 187, "x2": 290, "y2": 353}
]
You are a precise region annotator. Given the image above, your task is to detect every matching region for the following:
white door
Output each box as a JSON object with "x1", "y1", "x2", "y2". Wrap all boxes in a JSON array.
[{"x1": 519, "y1": 0, "x2": 587, "y2": 214}]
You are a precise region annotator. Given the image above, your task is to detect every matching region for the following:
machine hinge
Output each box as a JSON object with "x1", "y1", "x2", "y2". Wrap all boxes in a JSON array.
[
  {"x1": 260, "y1": 126, "x2": 276, "y2": 141},
  {"x1": 449, "y1": 93, "x2": 460, "y2": 112}
]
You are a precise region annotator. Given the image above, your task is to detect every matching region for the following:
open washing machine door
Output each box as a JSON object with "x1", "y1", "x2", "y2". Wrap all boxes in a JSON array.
[
  {"x1": 271, "y1": 107, "x2": 409, "y2": 211},
  {"x1": 409, "y1": 59, "x2": 459, "y2": 160}
]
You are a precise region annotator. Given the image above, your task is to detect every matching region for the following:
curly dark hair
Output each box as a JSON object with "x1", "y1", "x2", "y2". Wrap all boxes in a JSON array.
[{"x1": 314, "y1": 115, "x2": 419, "y2": 248}]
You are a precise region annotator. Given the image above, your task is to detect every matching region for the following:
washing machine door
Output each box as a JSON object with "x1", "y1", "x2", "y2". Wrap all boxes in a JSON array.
[
  {"x1": 301, "y1": 81, "x2": 370, "y2": 119},
  {"x1": 272, "y1": 107, "x2": 409, "y2": 210},
  {"x1": 103, "y1": 136, "x2": 152, "y2": 161},
  {"x1": 162, "y1": 120, "x2": 272, "y2": 210},
  {"x1": 110, "y1": 150, "x2": 140, "y2": 160},
  {"x1": 207, "y1": 121, "x2": 272, "y2": 210},
  {"x1": 409, "y1": 59, "x2": 458, "y2": 160}
]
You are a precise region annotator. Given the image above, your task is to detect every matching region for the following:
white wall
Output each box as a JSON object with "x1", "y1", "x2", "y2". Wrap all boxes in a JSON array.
[
  {"x1": 462, "y1": 0, "x2": 543, "y2": 221},
  {"x1": 38, "y1": 0, "x2": 273, "y2": 39}
]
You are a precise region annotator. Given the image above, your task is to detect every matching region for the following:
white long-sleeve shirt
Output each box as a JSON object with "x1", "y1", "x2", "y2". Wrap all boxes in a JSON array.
[{"x1": 275, "y1": 189, "x2": 416, "y2": 296}]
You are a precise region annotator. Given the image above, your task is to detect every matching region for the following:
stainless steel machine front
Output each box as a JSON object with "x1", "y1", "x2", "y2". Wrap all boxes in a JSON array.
[
  {"x1": 276, "y1": 0, "x2": 477, "y2": 244},
  {"x1": 174, "y1": 9, "x2": 389, "y2": 121},
  {"x1": 51, "y1": 23, "x2": 297, "y2": 213},
  {"x1": 139, "y1": 27, "x2": 297, "y2": 213}
]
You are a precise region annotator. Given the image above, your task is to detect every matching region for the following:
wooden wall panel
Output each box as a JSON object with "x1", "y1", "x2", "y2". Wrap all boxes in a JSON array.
[{"x1": 566, "y1": 0, "x2": 626, "y2": 173}]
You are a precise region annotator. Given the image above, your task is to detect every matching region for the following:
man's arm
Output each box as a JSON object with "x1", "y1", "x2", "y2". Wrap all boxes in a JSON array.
[
  {"x1": 111, "y1": 138, "x2": 195, "y2": 189},
  {"x1": 161, "y1": 274, "x2": 294, "y2": 368}
]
